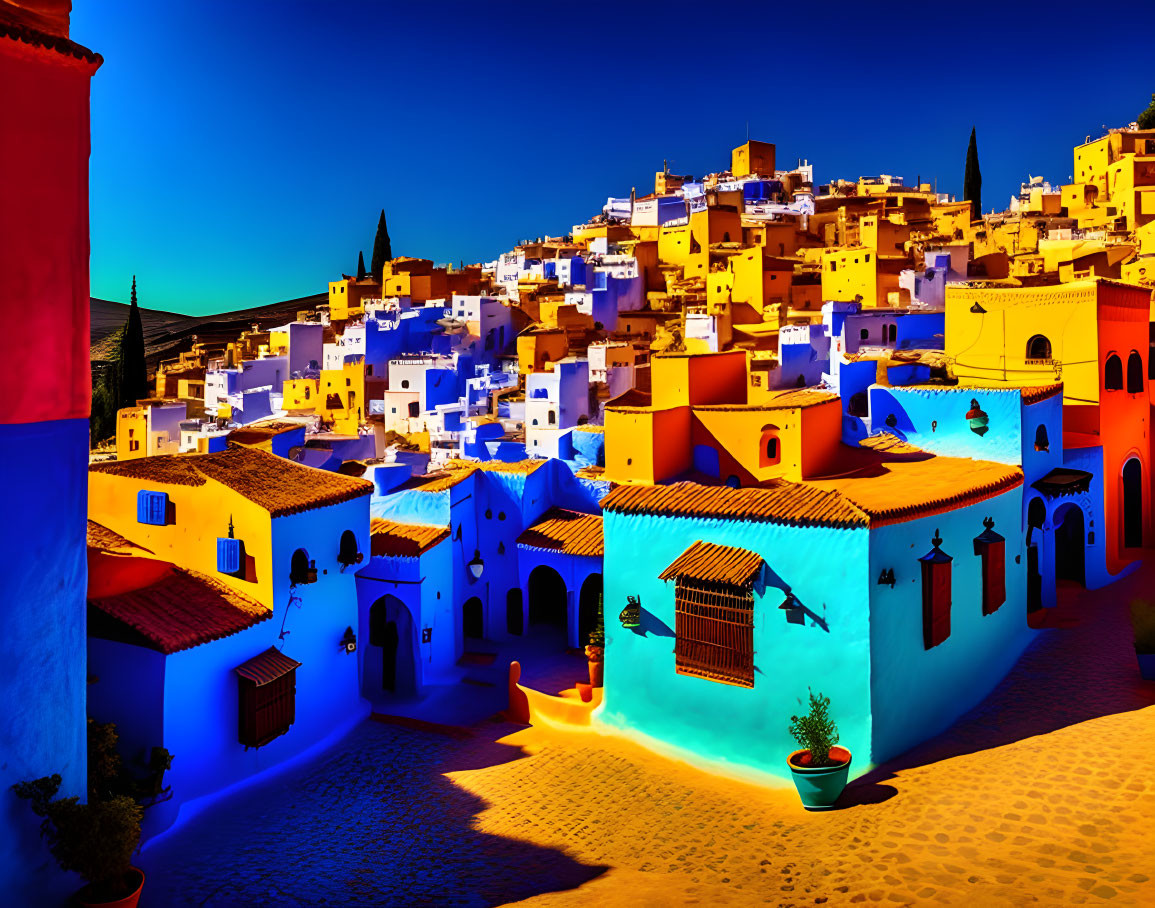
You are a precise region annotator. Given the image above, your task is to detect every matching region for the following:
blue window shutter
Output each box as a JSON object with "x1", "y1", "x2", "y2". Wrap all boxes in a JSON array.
[
  {"x1": 137, "y1": 490, "x2": 168, "y2": 526},
  {"x1": 217, "y1": 537, "x2": 241, "y2": 574}
]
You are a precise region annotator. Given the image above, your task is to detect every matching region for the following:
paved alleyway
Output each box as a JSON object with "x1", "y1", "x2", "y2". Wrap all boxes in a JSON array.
[{"x1": 140, "y1": 565, "x2": 1155, "y2": 907}]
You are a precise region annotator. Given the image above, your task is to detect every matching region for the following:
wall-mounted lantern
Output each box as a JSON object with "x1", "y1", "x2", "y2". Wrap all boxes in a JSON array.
[
  {"x1": 966, "y1": 399, "x2": 989, "y2": 436},
  {"x1": 877, "y1": 568, "x2": 896, "y2": 587},
  {"x1": 619, "y1": 595, "x2": 641, "y2": 628},
  {"x1": 468, "y1": 549, "x2": 485, "y2": 580},
  {"x1": 340, "y1": 626, "x2": 357, "y2": 654},
  {"x1": 778, "y1": 589, "x2": 803, "y2": 615}
]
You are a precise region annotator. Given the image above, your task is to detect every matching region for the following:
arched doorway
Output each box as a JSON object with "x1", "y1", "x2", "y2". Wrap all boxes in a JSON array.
[
  {"x1": 506, "y1": 588, "x2": 524, "y2": 636},
  {"x1": 1054, "y1": 504, "x2": 1085, "y2": 587},
  {"x1": 578, "y1": 574, "x2": 603, "y2": 646},
  {"x1": 1123, "y1": 458, "x2": 1143, "y2": 549},
  {"x1": 462, "y1": 596, "x2": 484, "y2": 640},
  {"x1": 1026, "y1": 497, "x2": 1046, "y2": 612},
  {"x1": 368, "y1": 595, "x2": 416, "y2": 696},
  {"x1": 528, "y1": 565, "x2": 567, "y2": 632}
]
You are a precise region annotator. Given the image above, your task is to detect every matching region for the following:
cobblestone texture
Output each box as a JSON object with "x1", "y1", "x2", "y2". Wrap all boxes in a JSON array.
[{"x1": 141, "y1": 568, "x2": 1155, "y2": 907}]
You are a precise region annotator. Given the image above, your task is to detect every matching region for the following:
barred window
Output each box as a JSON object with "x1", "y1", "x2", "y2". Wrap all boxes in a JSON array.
[
  {"x1": 674, "y1": 578, "x2": 754, "y2": 687},
  {"x1": 238, "y1": 671, "x2": 296, "y2": 748}
]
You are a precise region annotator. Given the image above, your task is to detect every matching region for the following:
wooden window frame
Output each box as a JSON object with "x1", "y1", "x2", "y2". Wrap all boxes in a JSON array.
[
  {"x1": 673, "y1": 577, "x2": 754, "y2": 688},
  {"x1": 973, "y1": 524, "x2": 1006, "y2": 616},
  {"x1": 238, "y1": 670, "x2": 296, "y2": 749}
]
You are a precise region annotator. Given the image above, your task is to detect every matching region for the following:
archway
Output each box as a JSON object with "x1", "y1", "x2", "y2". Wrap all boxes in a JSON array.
[
  {"x1": 1123, "y1": 458, "x2": 1143, "y2": 549},
  {"x1": 1026, "y1": 497, "x2": 1046, "y2": 612},
  {"x1": 506, "y1": 588, "x2": 524, "y2": 636},
  {"x1": 462, "y1": 596, "x2": 484, "y2": 640},
  {"x1": 1054, "y1": 503, "x2": 1085, "y2": 587},
  {"x1": 368, "y1": 595, "x2": 416, "y2": 696},
  {"x1": 578, "y1": 573, "x2": 603, "y2": 646},
  {"x1": 528, "y1": 564, "x2": 567, "y2": 631}
]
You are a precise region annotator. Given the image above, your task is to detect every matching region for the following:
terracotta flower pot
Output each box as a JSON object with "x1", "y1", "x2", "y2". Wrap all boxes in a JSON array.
[
  {"x1": 77, "y1": 868, "x2": 145, "y2": 908},
  {"x1": 585, "y1": 645, "x2": 604, "y2": 687},
  {"x1": 787, "y1": 747, "x2": 851, "y2": 810}
]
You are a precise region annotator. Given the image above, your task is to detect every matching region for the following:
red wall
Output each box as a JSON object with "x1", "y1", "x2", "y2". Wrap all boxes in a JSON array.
[{"x1": 0, "y1": 36, "x2": 99, "y2": 425}]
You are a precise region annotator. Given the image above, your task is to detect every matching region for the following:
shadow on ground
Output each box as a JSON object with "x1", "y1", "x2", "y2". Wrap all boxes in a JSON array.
[
  {"x1": 841, "y1": 562, "x2": 1155, "y2": 805},
  {"x1": 139, "y1": 717, "x2": 607, "y2": 907}
]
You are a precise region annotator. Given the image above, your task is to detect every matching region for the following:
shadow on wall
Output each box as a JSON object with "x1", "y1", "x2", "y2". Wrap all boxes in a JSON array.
[
  {"x1": 849, "y1": 571, "x2": 1155, "y2": 797},
  {"x1": 138, "y1": 719, "x2": 608, "y2": 906}
]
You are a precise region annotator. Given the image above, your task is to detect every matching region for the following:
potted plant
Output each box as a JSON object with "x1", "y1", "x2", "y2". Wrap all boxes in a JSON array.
[
  {"x1": 12, "y1": 721, "x2": 148, "y2": 906},
  {"x1": 1130, "y1": 600, "x2": 1155, "y2": 680},
  {"x1": 786, "y1": 690, "x2": 852, "y2": 810},
  {"x1": 585, "y1": 592, "x2": 605, "y2": 687},
  {"x1": 11, "y1": 775, "x2": 144, "y2": 907}
]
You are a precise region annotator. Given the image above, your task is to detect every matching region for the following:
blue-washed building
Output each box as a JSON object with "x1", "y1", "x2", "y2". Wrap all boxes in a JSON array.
[{"x1": 598, "y1": 442, "x2": 1031, "y2": 780}]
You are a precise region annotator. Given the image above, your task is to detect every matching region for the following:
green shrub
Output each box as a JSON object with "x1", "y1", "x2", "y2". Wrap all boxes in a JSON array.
[
  {"x1": 788, "y1": 690, "x2": 840, "y2": 767},
  {"x1": 11, "y1": 775, "x2": 142, "y2": 901},
  {"x1": 1130, "y1": 600, "x2": 1155, "y2": 654}
]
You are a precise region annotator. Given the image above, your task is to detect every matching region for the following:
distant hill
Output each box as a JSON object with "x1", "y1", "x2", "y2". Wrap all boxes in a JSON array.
[{"x1": 90, "y1": 293, "x2": 328, "y2": 370}]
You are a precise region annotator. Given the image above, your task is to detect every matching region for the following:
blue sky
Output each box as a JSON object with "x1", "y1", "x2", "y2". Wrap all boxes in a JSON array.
[{"x1": 74, "y1": 1, "x2": 1155, "y2": 315}]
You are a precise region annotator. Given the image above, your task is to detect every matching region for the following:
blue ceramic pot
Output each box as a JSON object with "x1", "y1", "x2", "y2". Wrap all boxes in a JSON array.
[{"x1": 787, "y1": 747, "x2": 851, "y2": 810}]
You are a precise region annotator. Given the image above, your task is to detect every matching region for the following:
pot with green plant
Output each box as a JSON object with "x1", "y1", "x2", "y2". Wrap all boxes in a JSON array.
[
  {"x1": 11, "y1": 774, "x2": 144, "y2": 907},
  {"x1": 786, "y1": 690, "x2": 852, "y2": 810},
  {"x1": 586, "y1": 592, "x2": 605, "y2": 687},
  {"x1": 1130, "y1": 600, "x2": 1155, "y2": 680}
]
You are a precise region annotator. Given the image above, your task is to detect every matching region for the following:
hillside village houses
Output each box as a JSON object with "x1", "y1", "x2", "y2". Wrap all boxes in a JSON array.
[{"x1": 75, "y1": 125, "x2": 1155, "y2": 830}]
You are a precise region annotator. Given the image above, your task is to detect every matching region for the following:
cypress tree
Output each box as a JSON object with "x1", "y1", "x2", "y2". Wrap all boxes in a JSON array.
[
  {"x1": 963, "y1": 127, "x2": 982, "y2": 222},
  {"x1": 356, "y1": 250, "x2": 367, "y2": 281},
  {"x1": 1138, "y1": 93, "x2": 1155, "y2": 130},
  {"x1": 117, "y1": 275, "x2": 148, "y2": 408},
  {"x1": 370, "y1": 209, "x2": 392, "y2": 279}
]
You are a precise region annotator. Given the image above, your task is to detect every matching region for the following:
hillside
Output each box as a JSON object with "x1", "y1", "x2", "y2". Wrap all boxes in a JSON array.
[{"x1": 90, "y1": 293, "x2": 328, "y2": 371}]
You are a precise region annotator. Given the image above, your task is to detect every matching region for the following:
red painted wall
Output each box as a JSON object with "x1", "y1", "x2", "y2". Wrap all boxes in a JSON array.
[{"x1": 0, "y1": 35, "x2": 99, "y2": 425}]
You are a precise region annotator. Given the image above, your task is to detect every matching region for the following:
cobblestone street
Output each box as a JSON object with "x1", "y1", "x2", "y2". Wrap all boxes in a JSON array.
[{"x1": 141, "y1": 565, "x2": 1155, "y2": 907}]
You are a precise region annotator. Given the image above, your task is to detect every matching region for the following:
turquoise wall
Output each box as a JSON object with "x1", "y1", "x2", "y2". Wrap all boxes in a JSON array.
[
  {"x1": 869, "y1": 386, "x2": 1024, "y2": 465},
  {"x1": 599, "y1": 511, "x2": 872, "y2": 780},
  {"x1": 867, "y1": 486, "x2": 1032, "y2": 762}
]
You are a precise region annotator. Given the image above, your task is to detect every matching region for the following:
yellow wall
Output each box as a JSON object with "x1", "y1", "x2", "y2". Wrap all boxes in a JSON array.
[
  {"x1": 319, "y1": 359, "x2": 365, "y2": 434},
  {"x1": 821, "y1": 247, "x2": 881, "y2": 307},
  {"x1": 944, "y1": 281, "x2": 1100, "y2": 402},
  {"x1": 283, "y1": 377, "x2": 319, "y2": 412},
  {"x1": 88, "y1": 471, "x2": 275, "y2": 608},
  {"x1": 115, "y1": 408, "x2": 148, "y2": 460},
  {"x1": 731, "y1": 140, "x2": 775, "y2": 178}
]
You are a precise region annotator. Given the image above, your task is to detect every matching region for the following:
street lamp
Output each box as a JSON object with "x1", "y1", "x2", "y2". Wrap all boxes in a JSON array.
[{"x1": 468, "y1": 549, "x2": 485, "y2": 580}]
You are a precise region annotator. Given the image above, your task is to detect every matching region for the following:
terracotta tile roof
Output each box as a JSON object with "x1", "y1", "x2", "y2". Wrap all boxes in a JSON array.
[
  {"x1": 0, "y1": 20, "x2": 103, "y2": 67},
  {"x1": 517, "y1": 508, "x2": 604, "y2": 557},
  {"x1": 89, "y1": 566, "x2": 270, "y2": 655},
  {"x1": 659, "y1": 541, "x2": 764, "y2": 587},
  {"x1": 601, "y1": 481, "x2": 868, "y2": 528},
  {"x1": 369, "y1": 518, "x2": 450, "y2": 558},
  {"x1": 807, "y1": 456, "x2": 1023, "y2": 528},
  {"x1": 858, "y1": 433, "x2": 925, "y2": 455},
  {"x1": 227, "y1": 422, "x2": 304, "y2": 445},
  {"x1": 90, "y1": 445, "x2": 372, "y2": 517},
  {"x1": 900, "y1": 381, "x2": 1063, "y2": 405},
  {"x1": 235, "y1": 647, "x2": 301, "y2": 686},
  {"x1": 86, "y1": 520, "x2": 152, "y2": 555},
  {"x1": 695, "y1": 389, "x2": 838, "y2": 412},
  {"x1": 604, "y1": 453, "x2": 1023, "y2": 529}
]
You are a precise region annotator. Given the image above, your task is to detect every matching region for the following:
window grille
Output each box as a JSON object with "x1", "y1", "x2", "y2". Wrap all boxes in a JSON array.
[
  {"x1": 673, "y1": 578, "x2": 754, "y2": 687},
  {"x1": 238, "y1": 671, "x2": 296, "y2": 748}
]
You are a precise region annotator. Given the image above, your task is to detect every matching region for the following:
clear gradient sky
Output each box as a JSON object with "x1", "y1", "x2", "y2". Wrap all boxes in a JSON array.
[{"x1": 74, "y1": 0, "x2": 1155, "y2": 315}]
